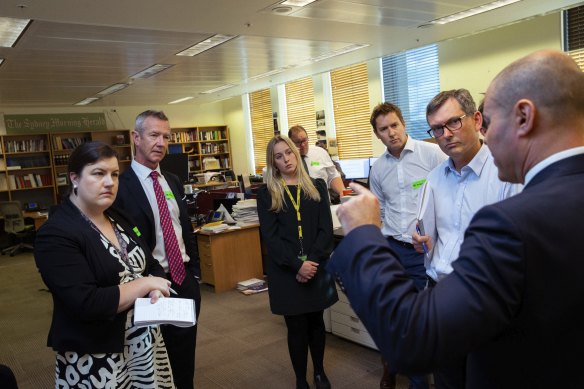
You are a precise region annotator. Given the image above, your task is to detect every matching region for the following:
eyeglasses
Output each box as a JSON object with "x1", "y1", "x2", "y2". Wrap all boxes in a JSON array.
[
  {"x1": 427, "y1": 114, "x2": 467, "y2": 139},
  {"x1": 293, "y1": 138, "x2": 309, "y2": 146}
]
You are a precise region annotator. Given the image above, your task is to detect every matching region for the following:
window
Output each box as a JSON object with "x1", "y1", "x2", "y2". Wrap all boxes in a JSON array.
[
  {"x1": 330, "y1": 63, "x2": 372, "y2": 159},
  {"x1": 382, "y1": 44, "x2": 440, "y2": 140},
  {"x1": 286, "y1": 76, "x2": 317, "y2": 136},
  {"x1": 249, "y1": 88, "x2": 274, "y2": 173},
  {"x1": 564, "y1": 5, "x2": 584, "y2": 71}
]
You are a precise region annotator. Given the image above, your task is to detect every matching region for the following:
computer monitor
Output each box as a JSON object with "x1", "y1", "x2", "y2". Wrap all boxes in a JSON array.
[
  {"x1": 238, "y1": 174, "x2": 252, "y2": 195},
  {"x1": 337, "y1": 158, "x2": 370, "y2": 180},
  {"x1": 159, "y1": 153, "x2": 189, "y2": 183}
]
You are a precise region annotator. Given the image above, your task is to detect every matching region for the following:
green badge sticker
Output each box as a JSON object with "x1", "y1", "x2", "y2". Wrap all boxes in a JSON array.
[
  {"x1": 298, "y1": 255, "x2": 307, "y2": 261},
  {"x1": 411, "y1": 179, "x2": 426, "y2": 189},
  {"x1": 133, "y1": 226, "x2": 141, "y2": 237},
  {"x1": 311, "y1": 161, "x2": 320, "y2": 166},
  {"x1": 164, "y1": 191, "x2": 175, "y2": 200}
]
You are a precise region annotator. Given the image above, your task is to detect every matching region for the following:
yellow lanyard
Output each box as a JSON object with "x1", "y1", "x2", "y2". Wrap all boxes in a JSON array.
[{"x1": 282, "y1": 180, "x2": 305, "y2": 258}]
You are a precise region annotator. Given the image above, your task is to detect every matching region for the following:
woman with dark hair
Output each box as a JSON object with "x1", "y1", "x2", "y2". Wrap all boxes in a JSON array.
[
  {"x1": 257, "y1": 135, "x2": 338, "y2": 389},
  {"x1": 34, "y1": 141, "x2": 175, "y2": 388}
]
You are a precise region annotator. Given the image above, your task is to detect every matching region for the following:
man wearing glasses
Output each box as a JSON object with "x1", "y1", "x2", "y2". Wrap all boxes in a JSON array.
[
  {"x1": 412, "y1": 89, "x2": 520, "y2": 389},
  {"x1": 288, "y1": 125, "x2": 345, "y2": 199}
]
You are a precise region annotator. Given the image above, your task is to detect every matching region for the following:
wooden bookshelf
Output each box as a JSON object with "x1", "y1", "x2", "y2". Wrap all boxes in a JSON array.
[{"x1": 169, "y1": 125, "x2": 231, "y2": 180}]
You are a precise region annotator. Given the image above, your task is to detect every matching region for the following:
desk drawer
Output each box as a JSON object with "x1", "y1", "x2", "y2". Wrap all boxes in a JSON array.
[
  {"x1": 331, "y1": 321, "x2": 378, "y2": 350},
  {"x1": 330, "y1": 309, "x2": 368, "y2": 333}
]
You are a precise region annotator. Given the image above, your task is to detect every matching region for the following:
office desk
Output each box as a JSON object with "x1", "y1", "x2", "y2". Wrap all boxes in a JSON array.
[
  {"x1": 23, "y1": 211, "x2": 49, "y2": 230},
  {"x1": 196, "y1": 224, "x2": 263, "y2": 293}
]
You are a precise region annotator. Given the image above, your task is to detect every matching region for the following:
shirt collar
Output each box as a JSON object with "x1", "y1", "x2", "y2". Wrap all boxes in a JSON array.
[
  {"x1": 131, "y1": 159, "x2": 161, "y2": 181},
  {"x1": 524, "y1": 146, "x2": 584, "y2": 185},
  {"x1": 444, "y1": 143, "x2": 489, "y2": 177},
  {"x1": 384, "y1": 136, "x2": 413, "y2": 160}
]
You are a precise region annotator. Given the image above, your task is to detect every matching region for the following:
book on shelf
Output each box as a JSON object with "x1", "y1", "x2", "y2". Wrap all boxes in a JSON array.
[
  {"x1": 0, "y1": 175, "x2": 7, "y2": 191},
  {"x1": 134, "y1": 297, "x2": 196, "y2": 328}
]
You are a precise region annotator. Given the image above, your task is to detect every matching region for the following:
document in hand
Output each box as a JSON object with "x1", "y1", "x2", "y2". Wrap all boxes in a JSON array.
[
  {"x1": 416, "y1": 181, "x2": 437, "y2": 250},
  {"x1": 134, "y1": 297, "x2": 197, "y2": 328}
]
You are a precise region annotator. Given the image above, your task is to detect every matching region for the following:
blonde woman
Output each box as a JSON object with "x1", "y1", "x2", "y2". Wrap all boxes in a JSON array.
[{"x1": 257, "y1": 135, "x2": 338, "y2": 389}]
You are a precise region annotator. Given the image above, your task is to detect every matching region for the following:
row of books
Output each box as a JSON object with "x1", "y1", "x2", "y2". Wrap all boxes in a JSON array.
[
  {"x1": 53, "y1": 136, "x2": 90, "y2": 150},
  {"x1": 237, "y1": 278, "x2": 268, "y2": 295},
  {"x1": 6, "y1": 156, "x2": 50, "y2": 168},
  {"x1": 199, "y1": 130, "x2": 226, "y2": 141},
  {"x1": 4, "y1": 139, "x2": 47, "y2": 153},
  {"x1": 3, "y1": 173, "x2": 52, "y2": 190},
  {"x1": 200, "y1": 143, "x2": 228, "y2": 154},
  {"x1": 170, "y1": 131, "x2": 197, "y2": 143}
]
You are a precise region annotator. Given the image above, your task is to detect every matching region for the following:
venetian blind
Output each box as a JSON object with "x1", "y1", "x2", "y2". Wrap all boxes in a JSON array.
[
  {"x1": 564, "y1": 5, "x2": 584, "y2": 71},
  {"x1": 330, "y1": 63, "x2": 372, "y2": 159},
  {"x1": 249, "y1": 88, "x2": 274, "y2": 173},
  {"x1": 285, "y1": 77, "x2": 317, "y2": 136},
  {"x1": 382, "y1": 44, "x2": 440, "y2": 140}
]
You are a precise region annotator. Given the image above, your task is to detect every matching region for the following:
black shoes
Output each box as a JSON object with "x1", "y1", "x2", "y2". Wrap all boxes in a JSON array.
[
  {"x1": 314, "y1": 372, "x2": 331, "y2": 389},
  {"x1": 296, "y1": 380, "x2": 310, "y2": 389}
]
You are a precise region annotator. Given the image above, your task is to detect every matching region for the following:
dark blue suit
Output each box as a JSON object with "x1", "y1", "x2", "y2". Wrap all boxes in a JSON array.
[
  {"x1": 328, "y1": 154, "x2": 584, "y2": 388},
  {"x1": 113, "y1": 166, "x2": 201, "y2": 389}
]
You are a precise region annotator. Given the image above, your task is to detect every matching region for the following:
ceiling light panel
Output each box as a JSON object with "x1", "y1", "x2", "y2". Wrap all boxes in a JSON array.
[
  {"x1": 132, "y1": 64, "x2": 174, "y2": 79},
  {"x1": 74, "y1": 97, "x2": 100, "y2": 106},
  {"x1": 96, "y1": 83, "x2": 129, "y2": 96},
  {"x1": 176, "y1": 34, "x2": 237, "y2": 57},
  {"x1": 428, "y1": 0, "x2": 522, "y2": 25},
  {"x1": 281, "y1": 0, "x2": 318, "y2": 7},
  {"x1": 0, "y1": 17, "x2": 30, "y2": 47},
  {"x1": 200, "y1": 84, "x2": 236, "y2": 94},
  {"x1": 168, "y1": 96, "x2": 193, "y2": 104}
]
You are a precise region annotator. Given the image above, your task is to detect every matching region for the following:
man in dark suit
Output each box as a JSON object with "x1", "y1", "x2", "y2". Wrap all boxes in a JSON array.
[
  {"x1": 113, "y1": 110, "x2": 201, "y2": 389},
  {"x1": 327, "y1": 49, "x2": 584, "y2": 388}
]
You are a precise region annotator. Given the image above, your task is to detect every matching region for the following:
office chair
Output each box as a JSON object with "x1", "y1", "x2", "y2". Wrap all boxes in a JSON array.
[{"x1": 0, "y1": 201, "x2": 35, "y2": 257}]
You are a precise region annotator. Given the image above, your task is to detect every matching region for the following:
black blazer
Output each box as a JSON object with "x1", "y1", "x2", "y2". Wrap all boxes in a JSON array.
[
  {"x1": 34, "y1": 198, "x2": 165, "y2": 354},
  {"x1": 113, "y1": 166, "x2": 201, "y2": 300},
  {"x1": 327, "y1": 154, "x2": 584, "y2": 388}
]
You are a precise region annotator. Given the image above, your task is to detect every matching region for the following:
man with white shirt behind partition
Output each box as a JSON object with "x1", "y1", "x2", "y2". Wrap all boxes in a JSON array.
[
  {"x1": 412, "y1": 89, "x2": 521, "y2": 389},
  {"x1": 369, "y1": 102, "x2": 447, "y2": 389}
]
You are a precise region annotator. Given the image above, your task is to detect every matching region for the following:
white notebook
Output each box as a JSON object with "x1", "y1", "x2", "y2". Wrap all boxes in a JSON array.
[{"x1": 134, "y1": 297, "x2": 196, "y2": 328}]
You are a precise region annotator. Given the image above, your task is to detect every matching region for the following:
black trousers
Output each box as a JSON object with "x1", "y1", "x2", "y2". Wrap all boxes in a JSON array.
[
  {"x1": 284, "y1": 310, "x2": 326, "y2": 382},
  {"x1": 161, "y1": 268, "x2": 201, "y2": 389}
]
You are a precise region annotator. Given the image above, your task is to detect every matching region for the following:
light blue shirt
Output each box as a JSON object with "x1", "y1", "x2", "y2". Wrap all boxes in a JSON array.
[
  {"x1": 425, "y1": 144, "x2": 521, "y2": 281},
  {"x1": 369, "y1": 137, "x2": 447, "y2": 242}
]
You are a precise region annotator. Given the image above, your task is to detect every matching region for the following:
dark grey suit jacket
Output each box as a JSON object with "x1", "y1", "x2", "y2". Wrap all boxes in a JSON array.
[
  {"x1": 113, "y1": 165, "x2": 201, "y2": 300},
  {"x1": 327, "y1": 154, "x2": 584, "y2": 388}
]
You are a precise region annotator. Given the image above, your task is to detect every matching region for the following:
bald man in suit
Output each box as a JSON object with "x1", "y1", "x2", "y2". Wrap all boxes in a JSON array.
[{"x1": 327, "y1": 50, "x2": 584, "y2": 388}]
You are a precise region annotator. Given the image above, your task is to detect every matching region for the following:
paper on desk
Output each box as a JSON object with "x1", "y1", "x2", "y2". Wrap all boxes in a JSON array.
[{"x1": 216, "y1": 204, "x2": 236, "y2": 224}]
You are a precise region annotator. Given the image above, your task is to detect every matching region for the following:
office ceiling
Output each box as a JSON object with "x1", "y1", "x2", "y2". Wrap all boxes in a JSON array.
[{"x1": 0, "y1": 0, "x2": 581, "y2": 108}]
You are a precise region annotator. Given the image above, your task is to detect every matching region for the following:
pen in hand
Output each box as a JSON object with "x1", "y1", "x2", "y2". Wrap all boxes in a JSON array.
[
  {"x1": 148, "y1": 274, "x2": 178, "y2": 295},
  {"x1": 415, "y1": 225, "x2": 431, "y2": 258}
]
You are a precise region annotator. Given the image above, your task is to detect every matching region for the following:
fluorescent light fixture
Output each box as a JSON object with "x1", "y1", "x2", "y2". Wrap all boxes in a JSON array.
[
  {"x1": 176, "y1": 34, "x2": 237, "y2": 57},
  {"x1": 168, "y1": 96, "x2": 194, "y2": 104},
  {"x1": 309, "y1": 43, "x2": 369, "y2": 63},
  {"x1": 96, "y1": 83, "x2": 129, "y2": 97},
  {"x1": 281, "y1": 0, "x2": 317, "y2": 7},
  {"x1": 426, "y1": 0, "x2": 521, "y2": 25},
  {"x1": 0, "y1": 58, "x2": 4, "y2": 65},
  {"x1": 74, "y1": 97, "x2": 100, "y2": 106},
  {"x1": 249, "y1": 68, "x2": 289, "y2": 81},
  {"x1": 200, "y1": 84, "x2": 235, "y2": 94},
  {"x1": 0, "y1": 17, "x2": 30, "y2": 47},
  {"x1": 131, "y1": 64, "x2": 174, "y2": 79}
]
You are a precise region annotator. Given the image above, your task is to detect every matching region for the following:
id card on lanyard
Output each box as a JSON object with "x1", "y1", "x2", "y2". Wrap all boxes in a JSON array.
[{"x1": 282, "y1": 180, "x2": 306, "y2": 261}]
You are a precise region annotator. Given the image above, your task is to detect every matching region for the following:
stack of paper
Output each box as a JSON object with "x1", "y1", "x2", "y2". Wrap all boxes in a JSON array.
[
  {"x1": 134, "y1": 297, "x2": 196, "y2": 328},
  {"x1": 201, "y1": 223, "x2": 229, "y2": 233},
  {"x1": 237, "y1": 278, "x2": 268, "y2": 295},
  {"x1": 232, "y1": 199, "x2": 259, "y2": 226}
]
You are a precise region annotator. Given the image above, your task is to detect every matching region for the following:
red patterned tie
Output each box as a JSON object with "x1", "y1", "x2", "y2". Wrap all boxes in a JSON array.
[{"x1": 150, "y1": 171, "x2": 186, "y2": 285}]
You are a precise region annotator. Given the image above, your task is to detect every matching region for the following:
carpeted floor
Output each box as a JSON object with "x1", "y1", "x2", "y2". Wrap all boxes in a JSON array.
[{"x1": 0, "y1": 252, "x2": 414, "y2": 388}]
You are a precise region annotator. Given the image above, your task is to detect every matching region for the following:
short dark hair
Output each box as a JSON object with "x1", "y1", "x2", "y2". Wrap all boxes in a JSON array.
[
  {"x1": 135, "y1": 110, "x2": 169, "y2": 134},
  {"x1": 288, "y1": 125, "x2": 307, "y2": 139},
  {"x1": 68, "y1": 141, "x2": 118, "y2": 194},
  {"x1": 370, "y1": 102, "x2": 405, "y2": 131},
  {"x1": 426, "y1": 89, "x2": 477, "y2": 121}
]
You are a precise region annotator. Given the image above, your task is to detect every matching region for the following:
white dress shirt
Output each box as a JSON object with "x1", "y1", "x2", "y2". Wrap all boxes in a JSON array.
[
  {"x1": 425, "y1": 145, "x2": 521, "y2": 281},
  {"x1": 370, "y1": 137, "x2": 447, "y2": 243},
  {"x1": 304, "y1": 145, "x2": 340, "y2": 189},
  {"x1": 131, "y1": 160, "x2": 190, "y2": 273}
]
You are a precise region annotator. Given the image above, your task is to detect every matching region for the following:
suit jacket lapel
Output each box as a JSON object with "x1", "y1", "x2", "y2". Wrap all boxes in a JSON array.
[{"x1": 123, "y1": 167, "x2": 155, "y2": 227}]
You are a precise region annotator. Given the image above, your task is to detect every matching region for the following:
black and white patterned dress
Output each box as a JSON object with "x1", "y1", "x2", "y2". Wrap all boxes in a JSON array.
[{"x1": 54, "y1": 219, "x2": 174, "y2": 389}]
